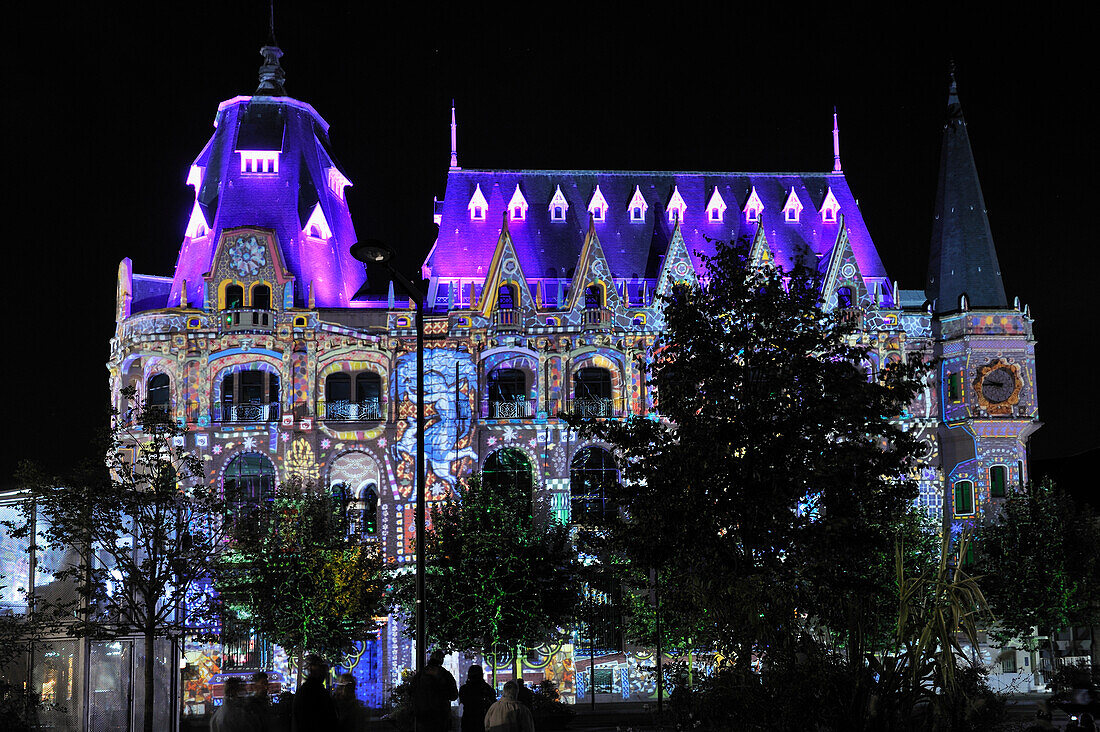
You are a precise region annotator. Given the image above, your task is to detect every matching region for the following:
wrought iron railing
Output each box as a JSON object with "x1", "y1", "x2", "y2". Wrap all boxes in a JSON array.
[
  {"x1": 320, "y1": 400, "x2": 383, "y2": 421},
  {"x1": 215, "y1": 402, "x2": 280, "y2": 423},
  {"x1": 219, "y1": 308, "x2": 275, "y2": 332},
  {"x1": 487, "y1": 396, "x2": 533, "y2": 419},
  {"x1": 569, "y1": 397, "x2": 616, "y2": 418}
]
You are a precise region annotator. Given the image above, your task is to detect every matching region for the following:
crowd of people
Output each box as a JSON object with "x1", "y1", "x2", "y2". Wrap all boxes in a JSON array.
[
  {"x1": 209, "y1": 655, "x2": 368, "y2": 732},
  {"x1": 208, "y1": 649, "x2": 536, "y2": 732},
  {"x1": 413, "y1": 650, "x2": 534, "y2": 732}
]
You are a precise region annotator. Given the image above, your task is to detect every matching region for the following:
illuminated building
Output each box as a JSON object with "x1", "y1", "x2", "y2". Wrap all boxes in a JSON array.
[{"x1": 99, "y1": 45, "x2": 1039, "y2": 707}]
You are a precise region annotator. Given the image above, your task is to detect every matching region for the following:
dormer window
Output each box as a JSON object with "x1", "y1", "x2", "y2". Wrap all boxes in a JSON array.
[
  {"x1": 326, "y1": 166, "x2": 352, "y2": 201},
  {"x1": 744, "y1": 186, "x2": 764, "y2": 223},
  {"x1": 468, "y1": 183, "x2": 489, "y2": 221},
  {"x1": 782, "y1": 187, "x2": 804, "y2": 223},
  {"x1": 239, "y1": 151, "x2": 280, "y2": 174},
  {"x1": 666, "y1": 186, "x2": 687, "y2": 224},
  {"x1": 303, "y1": 203, "x2": 333, "y2": 239},
  {"x1": 508, "y1": 184, "x2": 528, "y2": 222},
  {"x1": 820, "y1": 187, "x2": 841, "y2": 223},
  {"x1": 588, "y1": 185, "x2": 609, "y2": 222},
  {"x1": 549, "y1": 185, "x2": 569, "y2": 222},
  {"x1": 706, "y1": 187, "x2": 727, "y2": 223},
  {"x1": 628, "y1": 186, "x2": 648, "y2": 223}
]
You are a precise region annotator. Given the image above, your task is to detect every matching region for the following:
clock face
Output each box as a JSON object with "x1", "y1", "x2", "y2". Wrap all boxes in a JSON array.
[
  {"x1": 980, "y1": 366, "x2": 1016, "y2": 404},
  {"x1": 974, "y1": 360, "x2": 1023, "y2": 415}
]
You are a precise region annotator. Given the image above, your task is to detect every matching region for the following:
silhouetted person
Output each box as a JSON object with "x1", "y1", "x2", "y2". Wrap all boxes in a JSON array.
[
  {"x1": 212, "y1": 676, "x2": 261, "y2": 732},
  {"x1": 334, "y1": 672, "x2": 369, "y2": 732},
  {"x1": 293, "y1": 655, "x2": 339, "y2": 732},
  {"x1": 458, "y1": 665, "x2": 496, "y2": 732},
  {"x1": 412, "y1": 649, "x2": 459, "y2": 732},
  {"x1": 484, "y1": 681, "x2": 534, "y2": 732},
  {"x1": 247, "y1": 671, "x2": 280, "y2": 731}
]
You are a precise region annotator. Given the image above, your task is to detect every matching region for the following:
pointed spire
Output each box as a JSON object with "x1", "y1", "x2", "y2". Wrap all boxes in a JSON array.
[
  {"x1": 256, "y1": 2, "x2": 286, "y2": 95},
  {"x1": 449, "y1": 100, "x2": 460, "y2": 170},
  {"x1": 832, "y1": 107, "x2": 842, "y2": 172},
  {"x1": 925, "y1": 64, "x2": 1007, "y2": 312},
  {"x1": 180, "y1": 279, "x2": 189, "y2": 308},
  {"x1": 308, "y1": 281, "x2": 315, "y2": 308}
]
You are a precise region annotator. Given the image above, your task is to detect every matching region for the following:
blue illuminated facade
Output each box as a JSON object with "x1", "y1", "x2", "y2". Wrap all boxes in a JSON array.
[{"x1": 104, "y1": 48, "x2": 1039, "y2": 709}]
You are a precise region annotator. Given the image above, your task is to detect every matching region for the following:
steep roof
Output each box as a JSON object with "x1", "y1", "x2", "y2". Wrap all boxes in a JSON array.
[
  {"x1": 925, "y1": 73, "x2": 1007, "y2": 312},
  {"x1": 425, "y1": 169, "x2": 891, "y2": 292},
  {"x1": 165, "y1": 47, "x2": 363, "y2": 310}
]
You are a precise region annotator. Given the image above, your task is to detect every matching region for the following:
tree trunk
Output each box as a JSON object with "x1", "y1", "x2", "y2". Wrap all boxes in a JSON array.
[
  {"x1": 513, "y1": 643, "x2": 523, "y2": 693},
  {"x1": 143, "y1": 629, "x2": 155, "y2": 732},
  {"x1": 297, "y1": 647, "x2": 305, "y2": 690}
]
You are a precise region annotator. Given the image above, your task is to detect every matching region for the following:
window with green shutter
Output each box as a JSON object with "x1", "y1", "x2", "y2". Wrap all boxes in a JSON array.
[
  {"x1": 990, "y1": 465, "x2": 1007, "y2": 498},
  {"x1": 954, "y1": 480, "x2": 974, "y2": 515}
]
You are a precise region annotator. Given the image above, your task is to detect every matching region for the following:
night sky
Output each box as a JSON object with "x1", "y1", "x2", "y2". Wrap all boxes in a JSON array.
[{"x1": 5, "y1": 5, "x2": 1093, "y2": 499}]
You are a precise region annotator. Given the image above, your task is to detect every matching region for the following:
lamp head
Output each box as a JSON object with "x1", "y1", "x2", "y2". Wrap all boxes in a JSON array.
[{"x1": 350, "y1": 239, "x2": 393, "y2": 264}]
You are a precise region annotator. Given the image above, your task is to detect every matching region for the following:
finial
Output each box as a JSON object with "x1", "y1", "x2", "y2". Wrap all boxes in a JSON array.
[
  {"x1": 946, "y1": 60, "x2": 962, "y2": 122},
  {"x1": 257, "y1": 45, "x2": 287, "y2": 96},
  {"x1": 449, "y1": 101, "x2": 460, "y2": 170},
  {"x1": 502, "y1": 209, "x2": 510, "y2": 232},
  {"x1": 180, "y1": 279, "x2": 189, "y2": 308},
  {"x1": 832, "y1": 107, "x2": 842, "y2": 172},
  {"x1": 256, "y1": 3, "x2": 286, "y2": 97},
  {"x1": 308, "y1": 281, "x2": 315, "y2": 308}
]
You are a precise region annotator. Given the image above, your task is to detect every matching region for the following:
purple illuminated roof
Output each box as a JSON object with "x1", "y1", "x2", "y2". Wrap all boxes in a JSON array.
[
  {"x1": 425, "y1": 170, "x2": 891, "y2": 290},
  {"x1": 167, "y1": 94, "x2": 363, "y2": 309}
]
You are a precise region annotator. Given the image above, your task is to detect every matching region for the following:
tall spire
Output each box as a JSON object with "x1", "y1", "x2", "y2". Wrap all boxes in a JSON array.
[
  {"x1": 925, "y1": 65, "x2": 1007, "y2": 312},
  {"x1": 449, "y1": 100, "x2": 460, "y2": 170},
  {"x1": 256, "y1": 1, "x2": 286, "y2": 96},
  {"x1": 832, "y1": 107, "x2": 842, "y2": 172}
]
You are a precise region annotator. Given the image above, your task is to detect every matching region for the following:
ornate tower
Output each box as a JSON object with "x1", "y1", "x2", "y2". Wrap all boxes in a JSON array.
[{"x1": 927, "y1": 71, "x2": 1040, "y2": 527}]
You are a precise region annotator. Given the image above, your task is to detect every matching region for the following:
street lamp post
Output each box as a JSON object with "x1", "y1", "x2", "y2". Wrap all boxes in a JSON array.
[{"x1": 351, "y1": 240, "x2": 427, "y2": 673}]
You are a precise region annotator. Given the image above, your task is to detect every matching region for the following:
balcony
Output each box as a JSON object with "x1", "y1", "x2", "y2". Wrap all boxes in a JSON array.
[
  {"x1": 485, "y1": 396, "x2": 534, "y2": 419},
  {"x1": 219, "y1": 308, "x2": 275, "y2": 333},
  {"x1": 320, "y1": 399, "x2": 383, "y2": 422},
  {"x1": 215, "y1": 402, "x2": 280, "y2": 423},
  {"x1": 492, "y1": 310, "x2": 521, "y2": 332},
  {"x1": 567, "y1": 397, "x2": 617, "y2": 418},
  {"x1": 581, "y1": 308, "x2": 611, "y2": 328}
]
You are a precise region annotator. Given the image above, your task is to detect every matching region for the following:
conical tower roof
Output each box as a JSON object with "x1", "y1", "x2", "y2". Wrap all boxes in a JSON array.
[
  {"x1": 925, "y1": 68, "x2": 1007, "y2": 312},
  {"x1": 169, "y1": 43, "x2": 363, "y2": 308}
]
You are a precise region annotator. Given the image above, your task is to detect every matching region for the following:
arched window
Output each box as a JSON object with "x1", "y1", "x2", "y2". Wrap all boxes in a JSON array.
[
  {"x1": 584, "y1": 285, "x2": 603, "y2": 310},
  {"x1": 483, "y1": 449, "x2": 533, "y2": 503},
  {"x1": 225, "y1": 284, "x2": 244, "y2": 310},
  {"x1": 357, "y1": 483, "x2": 379, "y2": 535},
  {"x1": 223, "y1": 453, "x2": 276, "y2": 523},
  {"x1": 326, "y1": 373, "x2": 352, "y2": 403},
  {"x1": 252, "y1": 284, "x2": 271, "y2": 310},
  {"x1": 989, "y1": 465, "x2": 1008, "y2": 498},
  {"x1": 147, "y1": 373, "x2": 170, "y2": 409},
  {"x1": 220, "y1": 370, "x2": 280, "y2": 422},
  {"x1": 487, "y1": 368, "x2": 528, "y2": 418},
  {"x1": 498, "y1": 284, "x2": 515, "y2": 310},
  {"x1": 574, "y1": 367, "x2": 613, "y2": 417},
  {"x1": 356, "y1": 372, "x2": 383, "y2": 420},
  {"x1": 570, "y1": 447, "x2": 618, "y2": 524},
  {"x1": 954, "y1": 480, "x2": 974, "y2": 516}
]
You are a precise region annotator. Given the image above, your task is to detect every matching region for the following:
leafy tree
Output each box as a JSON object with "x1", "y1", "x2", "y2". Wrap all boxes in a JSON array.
[
  {"x1": 976, "y1": 479, "x2": 1100, "y2": 649},
  {"x1": 215, "y1": 479, "x2": 386, "y2": 680},
  {"x1": 390, "y1": 472, "x2": 581, "y2": 683},
  {"x1": 12, "y1": 394, "x2": 221, "y2": 732},
  {"x1": 569, "y1": 237, "x2": 928, "y2": 671}
]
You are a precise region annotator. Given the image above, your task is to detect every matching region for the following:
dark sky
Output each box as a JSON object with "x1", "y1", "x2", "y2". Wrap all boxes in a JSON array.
[{"x1": 5, "y1": 5, "x2": 1093, "y2": 493}]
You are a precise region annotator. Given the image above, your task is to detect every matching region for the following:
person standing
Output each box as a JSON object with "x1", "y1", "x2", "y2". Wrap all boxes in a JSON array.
[
  {"x1": 411, "y1": 649, "x2": 459, "y2": 732},
  {"x1": 293, "y1": 655, "x2": 339, "y2": 732},
  {"x1": 211, "y1": 677, "x2": 261, "y2": 732},
  {"x1": 246, "y1": 672, "x2": 277, "y2": 731},
  {"x1": 483, "y1": 681, "x2": 534, "y2": 732},
  {"x1": 334, "y1": 672, "x2": 369, "y2": 732},
  {"x1": 458, "y1": 665, "x2": 496, "y2": 732}
]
